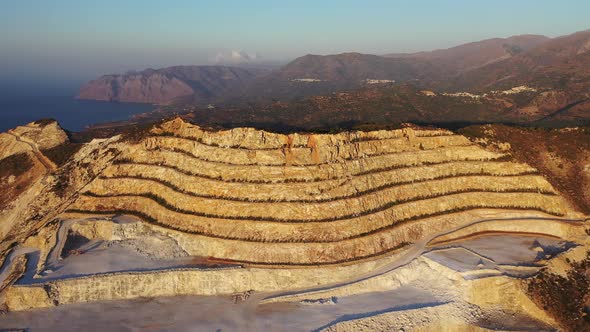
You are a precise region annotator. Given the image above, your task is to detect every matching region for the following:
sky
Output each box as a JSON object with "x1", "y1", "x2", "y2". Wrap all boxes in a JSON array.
[{"x1": 0, "y1": 0, "x2": 589, "y2": 94}]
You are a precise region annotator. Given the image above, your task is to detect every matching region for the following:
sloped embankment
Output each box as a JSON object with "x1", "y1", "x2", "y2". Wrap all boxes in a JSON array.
[
  {"x1": 1, "y1": 117, "x2": 587, "y2": 330},
  {"x1": 65, "y1": 118, "x2": 572, "y2": 265}
]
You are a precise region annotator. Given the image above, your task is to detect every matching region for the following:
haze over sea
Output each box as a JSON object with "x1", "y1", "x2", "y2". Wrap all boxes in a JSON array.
[
  {"x1": 0, "y1": 77, "x2": 155, "y2": 133},
  {"x1": 0, "y1": 95, "x2": 153, "y2": 133}
]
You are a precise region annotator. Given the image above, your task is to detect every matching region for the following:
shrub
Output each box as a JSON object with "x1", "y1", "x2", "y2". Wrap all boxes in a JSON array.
[
  {"x1": 0, "y1": 153, "x2": 33, "y2": 178},
  {"x1": 33, "y1": 118, "x2": 57, "y2": 126},
  {"x1": 41, "y1": 143, "x2": 83, "y2": 167}
]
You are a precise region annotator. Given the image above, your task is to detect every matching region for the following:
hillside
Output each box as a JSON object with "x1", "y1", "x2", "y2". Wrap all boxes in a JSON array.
[
  {"x1": 141, "y1": 84, "x2": 587, "y2": 134},
  {"x1": 0, "y1": 118, "x2": 588, "y2": 330},
  {"x1": 251, "y1": 35, "x2": 552, "y2": 98},
  {"x1": 386, "y1": 34, "x2": 550, "y2": 73},
  {"x1": 236, "y1": 52, "x2": 440, "y2": 100},
  {"x1": 268, "y1": 52, "x2": 440, "y2": 82},
  {"x1": 0, "y1": 120, "x2": 69, "y2": 212},
  {"x1": 460, "y1": 125, "x2": 590, "y2": 214},
  {"x1": 449, "y1": 30, "x2": 590, "y2": 92}
]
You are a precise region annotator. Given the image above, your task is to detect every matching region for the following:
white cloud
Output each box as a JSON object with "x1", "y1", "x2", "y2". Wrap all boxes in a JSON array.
[{"x1": 212, "y1": 50, "x2": 262, "y2": 65}]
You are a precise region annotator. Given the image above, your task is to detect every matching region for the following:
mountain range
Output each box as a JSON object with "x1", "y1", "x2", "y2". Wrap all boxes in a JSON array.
[
  {"x1": 447, "y1": 30, "x2": 590, "y2": 92},
  {"x1": 77, "y1": 29, "x2": 590, "y2": 126},
  {"x1": 385, "y1": 34, "x2": 550, "y2": 73}
]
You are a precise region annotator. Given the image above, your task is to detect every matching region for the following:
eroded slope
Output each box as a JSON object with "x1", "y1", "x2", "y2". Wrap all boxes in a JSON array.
[
  {"x1": 60, "y1": 118, "x2": 575, "y2": 265},
  {"x1": 0, "y1": 118, "x2": 587, "y2": 331}
]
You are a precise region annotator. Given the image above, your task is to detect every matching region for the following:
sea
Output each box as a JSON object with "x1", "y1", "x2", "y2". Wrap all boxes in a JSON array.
[{"x1": 0, "y1": 96, "x2": 154, "y2": 133}]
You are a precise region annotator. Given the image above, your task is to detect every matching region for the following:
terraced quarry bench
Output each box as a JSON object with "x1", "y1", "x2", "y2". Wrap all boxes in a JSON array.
[
  {"x1": 64, "y1": 119, "x2": 572, "y2": 265},
  {"x1": 0, "y1": 118, "x2": 587, "y2": 331}
]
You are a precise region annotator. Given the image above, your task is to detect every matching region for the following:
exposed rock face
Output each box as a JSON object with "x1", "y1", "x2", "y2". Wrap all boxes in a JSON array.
[
  {"x1": 78, "y1": 66, "x2": 260, "y2": 104},
  {"x1": 57, "y1": 118, "x2": 574, "y2": 264},
  {"x1": 0, "y1": 120, "x2": 69, "y2": 228},
  {"x1": 460, "y1": 125, "x2": 590, "y2": 214},
  {"x1": 78, "y1": 73, "x2": 193, "y2": 104},
  {"x1": 0, "y1": 118, "x2": 587, "y2": 331},
  {"x1": 0, "y1": 120, "x2": 67, "y2": 161},
  {"x1": 0, "y1": 131, "x2": 124, "y2": 267}
]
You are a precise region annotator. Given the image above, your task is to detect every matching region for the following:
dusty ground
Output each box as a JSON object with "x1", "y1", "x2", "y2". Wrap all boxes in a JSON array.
[
  {"x1": 0, "y1": 120, "x2": 588, "y2": 331},
  {"x1": 425, "y1": 234, "x2": 573, "y2": 278},
  {"x1": 0, "y1": 274, "x2": 550, "y2": 332},
  {"x1": 1, "y1": 216, "x2": 583, "y2": 331}
]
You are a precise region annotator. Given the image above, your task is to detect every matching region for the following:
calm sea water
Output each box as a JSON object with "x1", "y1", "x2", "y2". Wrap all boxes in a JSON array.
[{"x1": 0, "y1": 96, "x2": 154, "y2": 132}]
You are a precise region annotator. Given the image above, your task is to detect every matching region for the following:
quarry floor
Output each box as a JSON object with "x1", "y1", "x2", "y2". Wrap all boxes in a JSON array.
[{"x1": 0, "y1": 213, "x2": 583, "y2": 331}]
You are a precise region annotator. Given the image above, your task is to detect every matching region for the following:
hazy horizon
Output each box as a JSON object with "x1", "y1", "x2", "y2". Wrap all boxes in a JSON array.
[{"x1": 1, "y1": 0, "x2": 590, "y2": 96}]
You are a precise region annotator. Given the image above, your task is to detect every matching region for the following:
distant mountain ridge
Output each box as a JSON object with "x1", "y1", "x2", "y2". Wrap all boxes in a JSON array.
[
  {"x1": 251, "y1": 34, "x2": 552, "y2": 96},
  {"x1": 78, "y1": 30, "x2": 590, "y2": 109},
  {"x1": 271, "y1": 52, "x2": 437, "y2": 81},
  {"x1": 385, "y1": 34, "x2": 550, "y2": 73},
  {"x1": 237, "y1": 52, "x2": 442, "y2": 99},
  {"x1": 449, "y1": 29, "x2": 590, "y2": 92}
]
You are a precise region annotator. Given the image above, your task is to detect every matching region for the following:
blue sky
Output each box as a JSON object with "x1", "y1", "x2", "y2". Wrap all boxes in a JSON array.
[{"x1": 1, "y1": 0, "x2": 589, "y2": 84}]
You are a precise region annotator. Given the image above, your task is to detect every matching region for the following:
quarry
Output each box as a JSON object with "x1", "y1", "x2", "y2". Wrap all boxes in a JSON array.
[{"x1": 0, "y1": 118, "x2": 588, "y2": 331}]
